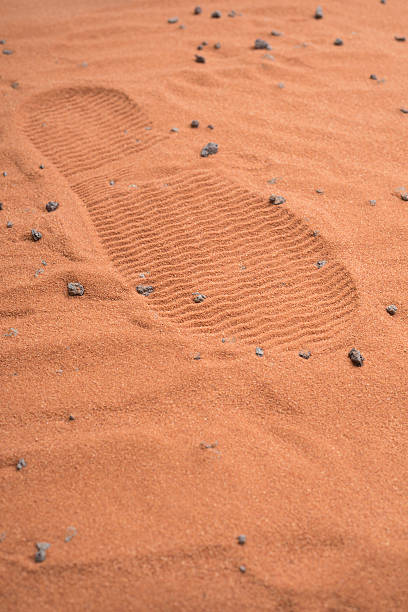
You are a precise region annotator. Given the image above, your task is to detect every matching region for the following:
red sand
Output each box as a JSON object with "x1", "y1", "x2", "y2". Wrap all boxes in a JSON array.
[{"x1": 1, "y1": 1, "x2": 408, "y2": 609}]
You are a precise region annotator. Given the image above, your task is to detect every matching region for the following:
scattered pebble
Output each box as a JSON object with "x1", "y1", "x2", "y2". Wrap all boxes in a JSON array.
[
  {"x1": 237, "y1": 535, "x2": 246, "y2": 545},
  {"x1": 211, "y1": 11, "x2": 222, "y2": 18},
  {"x1": 316, "y1": 189, "x2": 324, "y2": 194},
  {"x1": 314, "y1": 6, "x2": 323, "y2": 19},
  {"x1": 31, "y1": 229, "x2": 42, "y2": 242},
  {"x1": 35, "y1": 542, "x2": 50, "y2": 564},
  {"x1": 386, "y1": 304, "x2": 397, "y2": 316},
  {"x1": 255, "y1": 347, "x2": 264, "y2": 357},
  {"x1": 316, "y1": 260, "x2": 327, "y2": 269},
  {"x1": 368, "y1": 199, "x2": 376, "y2": 207},
  {"x1": 0, "y1": 202, "x2": 3, "y2": 210},
  {"x1": 200, "y1": 441, "x2": 218, "y2": 449},
  {"x1": 39, "y1": 164, "x2": 45, "y2": 169},
  {"x1": 334, "y1": 38, "x2": 344, "y2": 46},
  {"x1": 239, "y1": 565, "x2": 246, "y2": 573},
  {"x1": 67, "y1": 282, "x2": 85, "y2": 296},
  {"x1": 109, "y1": 180, "x2": 115, "y2": 186},
  {"x1": 195, "y1": 54, "x2": 206, "y2": 63},
  {"x1": 6, "y1": 221, "x2": 13, "y2": 228},
  {"x1": 11, "y1": 81, "x2": 19, "y2": 89},
  {"x1": 228, "y1": 10, "x2": 237, "y2": 17},
  {"x1": 136, "y1": 285, "x2": 154, "y2": 296},
  {"x1": 68, "y1": 414, "x2": 75, "y2": 421},
  {"x1": 168, "y1": 17, "x2": 179, "y2": 24},
  {"x1": 191, "y1": 120, "x2": 199, "y2": 128},
  {"x1": 369, "y1": 74, "x2": 378, "y2": 80},
  {"x1": 193, "y1": 353, "x2": 201, "y2": 360},
  {"x1": 200, "y1": 142, "x2": 218, "y2": 157},
  {"x1": 16, "y1": 458, "x2": 26, "y2": 471},
  {"x1": 263, "y1": 53, "x2": 274, "y2": 61},
  {"x1": 207, "y1": 124, "x2": 214, "y2": 129},
  {"x1": 0, "y1": 40, "x2": 5, "y2": 44},
  {"x1": 3, "y1": 171, "x2": 7, "y2": 177},
  {"x1": 46, "y1": 201, "x2": 59, "y2": 212},
  {"x1": 401, "y1": 193, "x2": 408, "y2": 201},
  {"x1": 170, "y1": 127, "x2": 179, "y2": 133},
  {"x1": 41, "y1": 260, "x2": 47, "y2": 266},
  {"x1": 394, "y1": 36, "x2": 406, "y2": 42},
  {"x1": 348, "y1": 348, "x2": 364, "y2": 367},
  {"x1": 194, "y1": 6, "x2": 202, "y2": 15},
  {"x1": 269, "y1": 194, "x2": 286, "y2": 205},
  {"x1": 271, "y1": 30, "x2": 282, "y2": 37},
  {"x1": 400, "y1": 108, "x2": 408, "y2": 114},
  {"x1": 64, "y1": 526, "x2": 77, "y2": 543},
  {"x1": 0, "y1": 533, "x2": 6, "y2": 543},
  {"x1": 81, "y1": 61, "x2": 88, "y2": 67},
  {"x1": 254, "y1": 39, "x2": 271, "y2": 50},
  {"x1": 193, "y1": 293, "x2": 206, "y2": 303},
  {"x1": 278, "y1": 82, "x2": 285, "y2": 88},
  {"x1": 299, "y1": 350, "x2": 311, "y2": 359},
  {"x1": 214, "y1": 42, "x2": 221, "y2": 49},
  {"x1": 197, "y1": 45, "x2": 203, "y2": 50},
  {"x1": 2, "y1": 49, "x2": 13, "y2": 55},
  {"x1": 202, "y1": 41, "x2": 208, "y2": 46}
]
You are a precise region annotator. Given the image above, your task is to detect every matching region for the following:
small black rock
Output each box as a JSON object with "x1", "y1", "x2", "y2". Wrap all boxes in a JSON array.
[
  {"x1": 254, "y1": 39, "x2": 271, "y2": 50},
  {"x1": 369, "y1": 74, "x2": 378, "y2": 80},
  {"x1": 269, "y1": 194, "x2": 286, "y2": 205},
  {"x1": 314, "y1": 6, "x2": 323, "y2": 19},
  {"x1": 299, "y1": 350, "x2": 311, "y2": 359},
  {"x1": 6, "y1": 221, "x2": 13, "y2": 228},
  {"x1": 191, "y1": 120, "x2": 199, "y2": 128},
  {"x1": 31, "y1": 229, "x2": 42, "y2": 242},
  {"x1": 334, "y1": 38, "x2": 343, "y2": 46},
  {"x1": 0, "y1": 202, "x2": 3, "y2": 210},
  {"x1": 401, "y1": 193, "x2": 408, "y2": 201},
  {"x1": 237, "y1": 535, "x2": 246, "y2": 545},
  {"x1": 136, "y1": 285, "x2": 154, "y2": 297},
  {"x1": 35, "y1": 549, "x2": 47, "y2": 563},
  {"x1": 170, "y1": 127, "x2": 179, "y2": 133},
  {"x1": 214, "y1": 42, "x2": 221, "y2": 49},
  {"x1": 369, "y1": 199, "x2": 376, "y2": 206},
  {"x1": 197, "y1": 45, "x2": 203, "y2": 50},
  {"x1": 168, "y1": 17, "x2": 179, "y2": 24},
  {"x1": 400, "y1": 108, "x2": 408, "y2": 115},
  {"x1": 39, "y1": 164, "x2": 45, "y2": 169},
  {"x1": 11, "y1": 81, "x2": 19, "y2": 89},
  {"x1": 348, "y1": 348, "x2": 364, "y2": 367},
  {"x1": 316, "y1": 260, "x2": 327, "y2": 269},
  {"x1": 271, "y1": 30, "x2": 282, "y2": 37},
  {"x1": 193, "y1": 293, "x2": 206, "y2": 303},
  {"x1": 68, "y1": 414, "x2": 75, "y2": 421},
  {"x1": 194, "y1": 6, "x2": 202, "y2": 15},
  {"x1": 193, "y1": 353, "x2": 201, "y2": 360},
  {"x1": 202, "y1": 41, "x2": 208, "y2": 46},
  {"x1": 394, "y1": 36, "x2": 406, "y2": 42},
  {"x1": 67, "y1": 282, "x2": 85, "y2": 296},
  {"x1": 255, "y1": 347, "x2": 264, "y2": 357},
  {"x1": 200, "y1": 142, "x2": 218, "y2": 157},
  {"x1": 46, "y1": 201, "x2": 59, "y2": 212},
  {"x1": 195, "y1": 54, "x2": 206, "y2": 63},
  {"x1": 386, "y1": 304, "x2": 397, "y2": 316},
  {"x1": 207, "y1": 124, "x2": 214, "y2": 129},
  {"x1": 16, "y1": 458, "x2": 27, "y2": 470},
  {"x1": 211, "y1": 10, "x2": 222, "y2": 18},
  {"x1": 2, "y1": 49, "x2": 13, "y2": 55}
]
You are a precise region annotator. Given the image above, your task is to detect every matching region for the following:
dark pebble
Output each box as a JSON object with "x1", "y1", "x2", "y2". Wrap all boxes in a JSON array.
[
  {"x1": 202, "y1": 41, "x2": 208, "y2": 46},
  {"x1": 299, "y1": 350, "x2": 311, "y2": 359},
  {"x1": 11, "y1": 81, "x2": 19, "y2": 89},
  {"x1": 191, "y1": 120, "x2": 199, "y2": 128},
  {"x1": 170, "y1": 127, "x2": 179, "y2": 133},
  {"x1": 16, "y1": 458, "x2": 27, "y2": 470},
  {"x1": 109, "y1": 180, "x2": 115, "y2": 185},
  {"x1": 237, "y1": 535, "x2": 246, "y2": 545},
  {"x1": 369, "y1": 74, "x2": 378, "y2": 80},
  {"x1": 0, "y1": 202, "x2": 3, "y2": 210},
  {"x1": 39, "y1": 164, "x2": 45, "y2": 169},
  {"x1": 386, "y1": 304, "x2": 397, "y2": 316},
  {"x1": 200, "y1": 142, "x2": 218, "y2": 157},
  {"x1": 401, "y1": 193, "x2": 408, "y2": 201},
  {"x1": 2, "y1": 49, "x2": 13, "y2": 55},
  {"x1": 194, "y1": 6, "x2": 202, "y2": 15},
  {"x1": 394, "y1": 36, "x2": 406, "y2": 42},
  {"x1": 136, "y1": 285, "x2": 154, "y2": 297},
  {"x1": 211, "y1": 11, "x2": 222, "y2": 18},
  {"x1": 314, "y1": 6, "x2": 323, "y2": 19},
  {"x1": 35, "y1": 549, "x2": 47, "y2": 563},
  {"x1": 6, "y1": 221, "x2": 13, "y2": 228},
  {"x1": 400, "y1": 108, "x2": 408, "y2": 114},
  {"x1": 193, "y1": 353, "x2": 201, "y2": 360},
  {"x1": 46, "y1": 201, "x2": 59, "y2": 212},
  {"x1": 316, "y1": 189, "x2": 324, "y2": 194},
  {"x1": 68, "y1": 414, "x2": 75, "y2": 421},
  {"x1": 214, "y1": 42, "x2": 221, "y2": 49},
  {"x1": 239, "y1": 565, "x2": 246, "y2": 573},
  {"x1": 254, "y1": 39, "x2": 271, "y2": 50},
  {"x1": 228, "y1": 10, "x2": 237, "y2": 17},
  {"x1": 195, "y1": 54, "x2": 206, "y2": 63},
  {"x1": 369, "y1": 199, "x2": 376, "y2": 206},
  {"x1": 271, "y1": 30, "x2": 282, "y2": 36},
  {"x1": 312, "y1": 230, "x2": 320, "y2": 237},
  {"x1": 31, "y1": 229, "x2": 42, "y2": 242},
  {"x1": 381, "y1": 0, "x2": 386, "y2": 3},
  {"x1": 316, "y1": 260, "x2": 327, "y2": 269},
  {"x1": 269, "y1": 194, "x2": 286, "y2": 205},
  {"x1": 207, "y1": 124, "x2": 214, "y2": 129},
  {"x1": 0, "y1": 40, "x2": 5, "y2": 44},
  {"x1": 334, "y1": 38, "x2": 343, "y2": 46},
  {"x1": 193, "y1": 293, "x2": 206, "y2": 303},
  {"x1": 348, "y1": 348, "x2": 364, "y2": 367},
  {"x1": 255, "y1": 347, "x2": 264, "y2": 357},
  {"x1": 3, "y1": 171, "x2": 7, "y2": 177},
  {"x1": 197, "y1": 45, "x2": 203, "y2": 50},
  {"x1": 168, "y1": 17, "x2": 179, "y2": 24},
  {"x1": 67, "y1": 282, "x2": 85, "y2": 296}
]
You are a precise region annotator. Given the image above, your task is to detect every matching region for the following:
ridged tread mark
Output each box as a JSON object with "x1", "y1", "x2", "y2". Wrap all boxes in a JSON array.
[{"x1": 22, "y1": 88, "x2": 358, "y2": 348}]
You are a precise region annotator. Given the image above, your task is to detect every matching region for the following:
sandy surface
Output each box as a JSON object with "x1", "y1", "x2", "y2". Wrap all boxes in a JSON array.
[{"x1": 1, "y1": 0, "x2": 407, "y2": 609}]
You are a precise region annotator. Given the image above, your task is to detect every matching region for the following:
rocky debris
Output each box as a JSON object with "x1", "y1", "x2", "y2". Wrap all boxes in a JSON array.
[
  {"x1": 68, "y1": 414, "x2": 75, "y2": 421},
  {"x1": 193, "y1": 293, "x2": 206, "y2": 303},
  {"x1": 334, "y1": 38, "x2": 344, "y2": 46},
  {"x1": 207, "y1": 124, "x2": 214, "y2": 129},
  {"x1": 67, "y1": 282, "x2": 85, "y2": 296},
  {"x1": 31, "y1": 229, "x2": 42, "y2": 242},
  {"x1": 299, "y1": 350, "x2": 311, "y2": 359},
  {"x1": 0, "y1": 202, "x2": 3, "y2": 210},
  {"x1": 2, "y1": 49, "x2": 13, "y2": 55},
  {"x1": 193, "y1": 353, "x2": 201, "y2": 360},
  {"x1": 401, "y1": 193, "x2": 408, "y2": 201},
  {"x1": 170, "y1": 127, "x2": 179, "y2": 133},
  {"x1": 348, "y1": 348, "x2": 365, "y2": 367},
  {"x1": 214, "y1": 42, "x2": 221, "y2": 49},
  {"x1": 136, "y1": 285, "x2": 154, "y2": 297},
  {"x1": 386, "y1": 304, "x2": 397, "y2": 316},
  {"x1": 254, "y1": 39, "x2": 271, "y2": 50},
  {"x1": 271, "y1": 30, "x2": 282, "y2": 36},
  {"x1": 200, "y1": 142, "x2": 218, "y2": 157},
  {"x1": 237, "y1": 535, "x2": 246, "y2": 545},
  {"x1": 316, "y1": 260, "x2": 327, "y2": 269},
  {"x1": 269, "y1": 194, "x2": 286, "y2": 205},
  {"x1": 239, "y1": 565, "x2": 247, "y2": 573},
  {"x1": 316, "y1": 189, "x2": 324, "y2": 194},
  {"x1": 314, "y1": 6, "x2": 323, "y2": 19},
  {"x1": 6, "y1": 221, "x2": 13, "y2": 228},
  {"x1": 11, "y1": 81, "x2": 19, "y2": 89},
  {"x1": 46, "y1": 201, "x2": 59, "y2": 212},
  {"x1": 194, "y1": 6, "x2": 202, "y2": 15},
  {"x1": 16, "y1": 458, "x2": 26, "y2": 470},
  {"x1": 4, "y1": 328, "x2": 18, "y2": 337},
  {"x1": 200, "y1": 441, "x2": 218, "y2": 449},
  {"x1": 255, "y1": 347, "x2": 264, "y2": 357},
  {"x1": 195, "y1": 54, "x2": 206, "y2": 63},
  {"x1": 64, "y1": 526, "x2": 77, "y2": 543},
  {"x1": 400, "y1": 108, "x2": 408, "y2": 115},
  {"x1": 211, "y1": 10, "x2": 222, "y2": 18},
  {"x1": 39, "y1": 164, "x2": 45, "y2": 169},
  {"x1": 197, "y1": 45, "x2": 203, "y2": 50},
  {"x1": 369, "y1": 74, "x2": 378, "y2": 80},
  {"x1": 35, "y1": 542, "x2": 50, "y2": 563},
  {"x1": 394, "y1": 36, "x2": 406, "y2": 42},
  {"x1": 191, "y1": 119, "x2": 199, "y2": 128},
  {"x1": 168, "y1": 17, "x2": 179, "y2": 24}
]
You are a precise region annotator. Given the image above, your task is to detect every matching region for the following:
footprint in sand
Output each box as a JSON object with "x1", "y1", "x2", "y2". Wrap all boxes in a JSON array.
[{"x1": 22, "y1": 86, "x2": 358, "y2": 349}]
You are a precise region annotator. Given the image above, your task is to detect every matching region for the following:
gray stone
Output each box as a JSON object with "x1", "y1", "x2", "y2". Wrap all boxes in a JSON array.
[
  {"x1": 314, "y1": 6, "x2": 323, "y2": 19},
  {"x1": 394, "y1": 36, "x2": 406, "y2": 42},
  {"x1": 348, "y1": 348, "x2": 364, "y2": 367},
  {"x1": 316, "y1": 260, "x2": 327, "y2": 269},
  {"x1": 271, "y1": 30, "x2": 282, "y2": 36},
  {"x1": 334, "y1": 38, "x2": 343, "y2": 46},
  {"x1": 195, "y1": 54, "x2": 206, "y2": 63},
  {"x1": 386, "y1": 304, "x2": 397, "y2": 315},
  {"x1": 299, "y1": 350, "x2": 311, "y2": 359},
  {"x1": 191, "y1": 120, "x2": 199, "y2": 128},
  {"x1": 168, "y1": 17, "x2": 179, "y2": 23},
  {"x1": 269, "y1": 194, "x2": 286, "y2": 205},
  {"x1": 136, "y1": 285, "x2": 154, "y2": 297},
  {"x1": 401, "y1": 193, "x2": 408, "y2": 201},
  {"x1": 255, "y1": 347, "x2": 264, "y2": 357},
  {"x1": 239, "y1": 565, "x2": 246, "y2": 573},
  {"x1": 193, "y1": 293, "x2": 206, "y2": 303},
  {"x1": 16, "y1": 458, "x2": 26, "y2": 470},
  {"x1": 194, "y1": 6, "x2": 202, "y2": 15},
  {"x1": 67, "y1": 282, "x2": 85, "y2": 296},
  {"x1": 400, "y1": 108, "x2": 408, "y2": 114},
  {"x1": 31, "y1": 229, "x2": 42, "y2": 242},
  {"x1": 254, "y1": 39, "x2": 271, "y2": 50},
  {"x1": 200, "y1": 142, "x2": 218, "y2": 157},
  {"x1": 237, "y1": 535, "x2": 246, "y2": 545},
  {"x1": 46, "y1": 201, "x2": 59, "y2": 212},
  {"x1": 211, "y1": 10, "x2": 222, "y2": 18}
]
